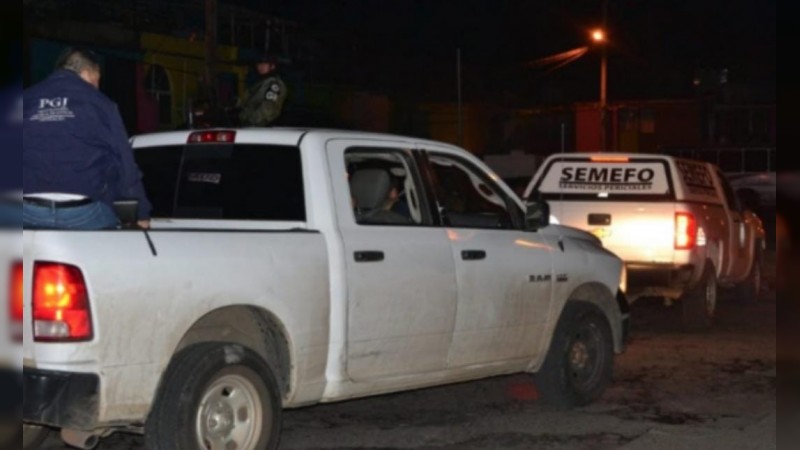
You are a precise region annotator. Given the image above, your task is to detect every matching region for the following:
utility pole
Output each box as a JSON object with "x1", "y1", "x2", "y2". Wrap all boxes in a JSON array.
[
  {"x1": 600, "y1": 0, "x2": 609, "y2": 151},
  {"x1": 457, "y1": 48, "x2": 463, "y2": 147}
]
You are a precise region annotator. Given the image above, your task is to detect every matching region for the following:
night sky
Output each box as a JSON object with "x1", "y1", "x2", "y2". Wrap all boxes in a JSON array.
[
  {"x1": 229, "y1": 0, "x2": 776, "y2": 104},
  {"x1": 22, "y1": 0, "x2": 777, "y2": 108}
]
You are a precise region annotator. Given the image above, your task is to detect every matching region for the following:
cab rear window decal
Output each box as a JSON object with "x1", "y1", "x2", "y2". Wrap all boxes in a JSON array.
[
  {"x1": 187, "y1": 172, "x2": 223, "y2": 185},
  {"x1": 676, "y1": 160, "x2": 716, "y2": 196}
]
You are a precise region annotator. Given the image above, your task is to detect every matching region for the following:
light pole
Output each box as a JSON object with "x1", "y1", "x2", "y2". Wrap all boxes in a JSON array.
[{"x1": 591, "y1": 28, "x2": 608, "y2": 151}]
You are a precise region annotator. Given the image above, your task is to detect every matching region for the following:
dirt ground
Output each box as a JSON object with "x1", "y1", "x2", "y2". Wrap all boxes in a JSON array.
[{"x1": 37, "y1": 261, "x2": 777, "y2": 450}]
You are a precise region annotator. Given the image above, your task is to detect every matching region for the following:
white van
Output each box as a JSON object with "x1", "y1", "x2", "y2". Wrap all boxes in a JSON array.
[{"x1": 525, "y1": 153, "x2": 766, "y2": 329}]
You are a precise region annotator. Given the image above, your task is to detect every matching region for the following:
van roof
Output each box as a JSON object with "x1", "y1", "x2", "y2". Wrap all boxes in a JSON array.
[
  {"x1": 540, "y1": 152, "x2": 723, "y2": 172},
  {"x1": 543, "y1": 152, "x2": 680, "y2": 163}
]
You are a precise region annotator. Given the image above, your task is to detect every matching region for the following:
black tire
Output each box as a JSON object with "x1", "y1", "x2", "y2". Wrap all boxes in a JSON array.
[
  {"x1": 146, "y1": 343, "x2": 282, "y2": 450},
  {"x1": 681, "y1": 263, "x2": 718, "y2": 330},
  {"x1": 736, "y1": 249, "x2": 763, "y2": 304},
  {"x1": 533, "y1": 302, "x2": 614, "y2": 408},
  {"x1": 22, "y1": 424, "x2": 50, "y2": 450}
]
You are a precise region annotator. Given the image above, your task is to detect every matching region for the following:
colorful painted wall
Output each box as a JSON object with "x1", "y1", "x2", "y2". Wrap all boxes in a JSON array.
[{"x1": 139, "y1": 32, "x2": 248, "y2": 130}]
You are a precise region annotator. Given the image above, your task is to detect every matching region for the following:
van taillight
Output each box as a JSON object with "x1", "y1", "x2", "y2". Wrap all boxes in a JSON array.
[
  {"x1": 675, "y1": 212, "x2": 697, "y2": 250},
  {"x1": 9, "y1": 262, "x2": 23, "y2": 341},
  {"x1": 32, "y1": 262, "x2": 93, "y2": 342}
]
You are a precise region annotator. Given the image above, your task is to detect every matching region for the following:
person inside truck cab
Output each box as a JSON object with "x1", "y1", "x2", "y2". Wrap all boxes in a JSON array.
[
  {"x1": 349, "y1": 169, "x2": 413, "y2": 225},
  {"x1": 382, "y1": 175, "x2": 412, "y2": 218},
  {"x1": 22, "y1": 48, "x2": 152, "y2": 230}
]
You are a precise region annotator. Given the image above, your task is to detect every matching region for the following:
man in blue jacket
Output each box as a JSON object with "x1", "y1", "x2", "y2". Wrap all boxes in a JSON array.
[{"x1": 23, "y1": 48, "x2": 151, "y2": 229}]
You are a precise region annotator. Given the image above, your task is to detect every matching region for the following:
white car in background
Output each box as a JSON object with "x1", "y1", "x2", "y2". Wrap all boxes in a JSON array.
[{"x1": 728, "y1": 172, "x2": 776, "y2": 210}]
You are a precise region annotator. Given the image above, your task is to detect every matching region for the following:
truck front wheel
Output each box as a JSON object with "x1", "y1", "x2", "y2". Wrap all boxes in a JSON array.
[
  {"x1": 146, "y1": 343, "x2": 282, "y2": 450},
  {"x1": 533, "y1": 302, "x2": 614, "y2": 407}
]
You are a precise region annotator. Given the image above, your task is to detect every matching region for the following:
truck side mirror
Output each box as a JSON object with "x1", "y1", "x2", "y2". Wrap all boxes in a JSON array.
[
  {"x1": 525, "y1": 199, "x2": 550, "y2": 231},
  {"x1": 113, "y1": 200, "x2": 139, "y2": 229}
]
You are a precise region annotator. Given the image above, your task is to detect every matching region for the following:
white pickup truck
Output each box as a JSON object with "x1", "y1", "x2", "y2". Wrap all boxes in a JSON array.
[
  {"x1": 21, "y1": 129, "x2": 628, "y2": 450},
  {"x1": 525, "y1": 153, "x2": 766, "y2": 330}
]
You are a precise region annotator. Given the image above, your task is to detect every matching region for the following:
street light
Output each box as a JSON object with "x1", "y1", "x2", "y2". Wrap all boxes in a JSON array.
[
  {"x1": 591, "y1": 29, "x2": 606, "y2": 44},
  {"x1": 591, "y1": 28, "x2": 608, "y2": 151}
]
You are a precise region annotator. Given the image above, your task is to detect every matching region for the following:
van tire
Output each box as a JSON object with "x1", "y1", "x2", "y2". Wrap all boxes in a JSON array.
[
  {"x1": 534, "y1": 302, "x2": 614, "y2": 408},
  {"x1": 682, "y1": 264, "x2": 717, "y2": 330},
  {"x1": 736, "y1": 249, "x2": 763, "y2": 304},
  {"x1": 146, "y1": 343, "x2": 282, "y2": 450},
  {"x1": 22, "y1": 424, "x2": 50, "y2": 450}
]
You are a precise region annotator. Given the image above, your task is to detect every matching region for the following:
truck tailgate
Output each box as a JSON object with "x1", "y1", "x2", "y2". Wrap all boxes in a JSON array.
[{"x1": 552, "y1": 201, "x2": 676, "y2": 264}]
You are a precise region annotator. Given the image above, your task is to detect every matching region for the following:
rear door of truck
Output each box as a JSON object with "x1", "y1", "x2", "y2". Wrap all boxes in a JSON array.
[{"x1": 525, "y1": 155, "x2": 677, "y2": 264}]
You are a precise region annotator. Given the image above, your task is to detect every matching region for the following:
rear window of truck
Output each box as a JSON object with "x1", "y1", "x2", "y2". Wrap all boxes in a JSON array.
[
  {"x1": 134, "y1": 144, "x2": 305, "y2": 221},
  {"x1": 532, "y1": 157, "x2": 674, "y2": 202}
]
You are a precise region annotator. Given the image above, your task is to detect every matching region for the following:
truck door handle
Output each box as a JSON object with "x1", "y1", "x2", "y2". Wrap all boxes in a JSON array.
[
  {"x1": 462, "y1": 250, "x2": 487, "y2": 261},
  {"x1": 354, "y1": 251, "x2": 385, "y2": 263},
  {"x1": 588, "y1": 214, "x2": 612, "y2": 226}
]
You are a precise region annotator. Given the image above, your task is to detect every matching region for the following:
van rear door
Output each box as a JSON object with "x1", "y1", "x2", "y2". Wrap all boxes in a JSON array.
[{"x1": 525, "y1": 155, "x2": 677, "y2": 264}]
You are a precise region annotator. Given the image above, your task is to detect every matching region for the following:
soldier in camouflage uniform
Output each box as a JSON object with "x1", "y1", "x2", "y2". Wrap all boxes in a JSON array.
[{"x1": 238, "y1": 54, "x2": 287, "y2": 127}]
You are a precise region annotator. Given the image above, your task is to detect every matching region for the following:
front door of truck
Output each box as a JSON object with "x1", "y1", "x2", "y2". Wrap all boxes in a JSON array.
[
  {"x1": 419, "y1": 149, "x2": 555, "y2": 368},
  {"x1": 327, "y1": 140, "x2": 458, "y2": 381}
]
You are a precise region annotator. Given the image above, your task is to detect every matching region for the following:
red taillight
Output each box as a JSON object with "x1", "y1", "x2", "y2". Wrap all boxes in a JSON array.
[
  {"x1": 10, "y1": 262, "x2": 23, "y2": 322},
  {"x1": 32, "y1": 262, "x2": 93, "y2": 342},
  {"x1": 675, "y1": 212, "x2": 697, "y2": 250},
  {"x1": 9, "y1": 262, "x2": 23, "y2": 341},
  {"x1": 188, "y1": 130, "x2": 236, "y2": 144}
]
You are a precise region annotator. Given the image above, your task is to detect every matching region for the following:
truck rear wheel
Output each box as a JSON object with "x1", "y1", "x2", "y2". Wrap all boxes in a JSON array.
[
  {"x1": 736, "y1": 249, "x2": 763, "y2": 304},
  {"x1": 146, "y1": 343, "x2": 282, "y2": 450},
  {"x1": 533, "y1": 302, "x2": 614, "y2": 407},
  {"x1": 682, "y1": 264, "x2": 717, "y2": 330}
]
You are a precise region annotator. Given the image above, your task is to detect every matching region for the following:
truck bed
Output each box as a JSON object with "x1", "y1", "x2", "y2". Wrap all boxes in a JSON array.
[{"x1": 22, "y1": 227, "x2": 330, "y2": 423}]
